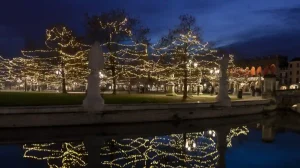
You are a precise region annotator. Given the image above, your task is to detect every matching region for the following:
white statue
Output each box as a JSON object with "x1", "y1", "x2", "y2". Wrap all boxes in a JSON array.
[
  {"x1": 83, "y1": 42, "x2": 105, "y2": 112},
  {"x1": 216, "y1": 54, "x2": 231, "y2": 106}
]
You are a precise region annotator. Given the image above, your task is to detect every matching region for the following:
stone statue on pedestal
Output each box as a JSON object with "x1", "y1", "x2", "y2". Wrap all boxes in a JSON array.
[
  {"x1": 215, "y1": 54, "x2": 231, "y2": 107},
  {"x1": 83, "y1": 42, "x2": 105, "y2": 112}
]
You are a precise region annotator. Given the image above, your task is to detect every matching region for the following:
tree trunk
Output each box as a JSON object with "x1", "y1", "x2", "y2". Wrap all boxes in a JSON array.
[
  {"x1": 182, "y1": 52, "x2": 188, "y2": 101},
  {"x1": 24, "y1": 79, "x2": 27, "y2": 92},
  {"x1": 61, "y1": 68, "x2": 67, "y2": 94},
  {"x1": 183, "y1": 68, "x2": 188, "y2": 101},
  {"x1": 127, "y1": 80, "x2": 131, "y2": 94},
  {"x1": 128, "y1": 85, "x2": 131, "y2": 94},
  {"x1": 112, "y1": 65, "x2": 117, "y2": 95},
  {"x1": 108, "y1": 42, "x2": 117, "y2": 95}
]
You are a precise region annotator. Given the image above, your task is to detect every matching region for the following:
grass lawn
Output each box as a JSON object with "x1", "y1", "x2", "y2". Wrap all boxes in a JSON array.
[{"x1": 0, "y1": 91, "x2": 239, "y2": 106}]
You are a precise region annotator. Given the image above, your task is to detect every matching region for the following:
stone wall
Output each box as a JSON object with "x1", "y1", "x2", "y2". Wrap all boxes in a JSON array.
[
  {"x1": 0, "y1": 100, "x2": 271, "y2": 128},
  {"x1": 276, "y1": 90, "x2": 300, "y2": 108}
]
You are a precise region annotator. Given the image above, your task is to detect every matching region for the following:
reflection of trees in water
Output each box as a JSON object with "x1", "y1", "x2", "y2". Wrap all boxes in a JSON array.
[
  {"x1": 99, "y1": 133, "x2": 218, "y2": 167},
  {"x1": 23, "y1": 142, "x2": 87, "y2": 168},
  {"x1": 226, "y1": 126, "x2": 249, "y2": 147},
  {"x1": 22, "y1": 126, "x2": 249, "y2": 168}
]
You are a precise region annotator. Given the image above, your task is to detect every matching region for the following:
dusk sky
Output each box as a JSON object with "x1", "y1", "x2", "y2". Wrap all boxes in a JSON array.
[{"x1": 1, "y1": 0, "x2": 300, "y2": 58}]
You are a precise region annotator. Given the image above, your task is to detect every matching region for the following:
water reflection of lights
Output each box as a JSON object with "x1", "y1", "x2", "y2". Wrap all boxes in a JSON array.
[
  {"x1": 208, "y1": 130, "x2": 216, "y2": 137},
  {"x1": 23, "y1": 126, "x2": 249, "y2": 168},
  {"x1": 185, "y1": 138, "x2": 196, "y2": 151},
  {"x1": 23, "y1": 142, "x2": 87, "y2": 168},
  {"x1": 226, "y1": 126, "x2": 249, "y2": 147}
]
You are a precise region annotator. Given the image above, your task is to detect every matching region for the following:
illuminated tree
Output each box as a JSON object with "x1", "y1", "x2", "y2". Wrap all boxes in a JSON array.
[
  {"x1": 154, "y1": 14, "x2": 217, "y2": 100},
  {"x1": 86, "y1": 9, "x2": 149, "y2": 94},
  {"x1": 256, "y1": 66, "x2": 262, "y2": 76},
  {"x1": 229, "y1": 66, "x2": 250, "y2": 83},
  {"x1": 270, "y1": 64, "x2": 276, "y2": 74},
  {"x1": 22, "y1": 25, "x2": 88, "y2": 93},
  {"x1": 0, "y1": 56, "x2": 15, "y2": 88},
  {"x1": 45, "y1": 25, "x2": 87, "y2": 93},
  {"x1": 250, "y1": 66, "x2": 256, "y2": 76}
]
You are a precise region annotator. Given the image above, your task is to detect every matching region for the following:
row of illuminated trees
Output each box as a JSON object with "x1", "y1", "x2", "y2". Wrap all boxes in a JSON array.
[{"x1": 0, "y1": 9, "x2": 251, "y2": 97}]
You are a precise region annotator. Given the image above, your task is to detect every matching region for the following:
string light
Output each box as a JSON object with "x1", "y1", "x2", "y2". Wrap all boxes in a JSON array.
[
  {"x1": 0, "y1": 16, "x2": 253, "y2": 92},
  {"x1": 23, "y1": 142, "x2": 87, "y2": 168},
  {"x1": 23, "y1": 126, "x2": 249, "y2": 168}
]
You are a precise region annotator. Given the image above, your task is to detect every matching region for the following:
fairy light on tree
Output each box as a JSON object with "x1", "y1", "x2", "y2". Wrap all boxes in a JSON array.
[
  {"x1": 229, "y1": 66, "x2": 251, "y2": 83},
  {"x1": 21, "y1": 25, "x2": 89, "y2": 93},
  {"x1": 86, "y1": 9, "x2": 150, "y2": 94},
  {"x1": 0, "y1": 12, "x2": 247, "y2": 94},
  {"x1": 153, "y1": 14, "x2": 220, "y2": 100}
]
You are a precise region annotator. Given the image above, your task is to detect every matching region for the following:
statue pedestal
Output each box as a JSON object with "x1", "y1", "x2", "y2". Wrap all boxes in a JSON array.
[
  {"x1": 216, "y1": 76, "x2": 231, "y2": 107},
  {"x1": 166, "y1": 82, "x2": 177, "y2": 96},
  {"x1": 83, "y1": 70, "x2": 104, "y2": 112},
  {"x1": 262, "y1": 74, "x2": 276, "y2": 101},
  {"x1": 216, "y1": 85, "x2": 231, "y2": 107}
]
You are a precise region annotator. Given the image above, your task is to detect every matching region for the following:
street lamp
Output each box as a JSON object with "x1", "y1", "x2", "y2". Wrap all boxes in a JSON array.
[
  {"x1": 210, "y1": 67, "x2": 220, "y2": 83},
  {"x1": 99, "y1": 71, "x2": 105, "y2": 78},
  {"x1": 55, "y1": 70, "x2": 61, "y2": 75},
  {"x1": 193, "y1": 62, "x2": 198, "y2": 68},
  {"x1": 210, "y1": 67, "x2": 219, "y2": 75}
]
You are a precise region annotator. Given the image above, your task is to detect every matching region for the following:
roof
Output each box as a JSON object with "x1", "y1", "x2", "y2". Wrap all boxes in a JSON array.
[{"x1": 290, "y1": 57, "x2": 300, "y2": 62}]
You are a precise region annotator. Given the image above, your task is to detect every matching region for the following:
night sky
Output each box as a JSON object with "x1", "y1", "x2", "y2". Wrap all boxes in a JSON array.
[{"x1": 1, "y1": 0, "x2": 300, "y2": 58}]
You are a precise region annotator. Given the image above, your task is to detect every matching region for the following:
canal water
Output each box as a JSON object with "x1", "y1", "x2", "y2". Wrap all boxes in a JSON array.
[{"x1": 0, "y1": 112, "x2": 299, "y2": 168}]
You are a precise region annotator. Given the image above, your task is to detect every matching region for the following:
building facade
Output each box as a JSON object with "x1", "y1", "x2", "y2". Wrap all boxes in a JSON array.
[
  {"x1": 235, "y1": 55, "x2": 288, "y2": 78},
  {"x1": 279, "y1": 68, "x2": 288, "y2": 86},
  {"x1": 288, "y1": 58, "x2": 300, "y2": 86}
]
